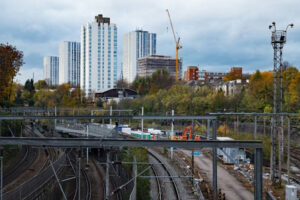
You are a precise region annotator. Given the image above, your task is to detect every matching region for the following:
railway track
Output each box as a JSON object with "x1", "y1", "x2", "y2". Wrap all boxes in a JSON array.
[
  {"x1": 110, "y1": 164, "x2": 123, "y2": 200},
  {"x1": 68, "y1": 150, "x2": 93, "y2": 200},
  {"x1": 150, "y1": 163, "x2": 163, "y2": 200},
  {"x1": 3, "y1": 153, "x2": 66, "y2": 200},
  {"x1": 90, "y1": 158, "x2": 106, "y2": 199},
  {"x1": 81, "y1": 167, "x2": 92, "y2": 200},
  {"x1": 288, "y1": 147, "x2": 300, "y2": 184},
  {"x1": 148, "y1": 150, "x2": 180, "y2": 200},
  {"x1": 3, "y1": 146, "x2": 37, "y2": 186},
  {"x1": 3, "y1": 125, "x2": 41, "y2": 186}
]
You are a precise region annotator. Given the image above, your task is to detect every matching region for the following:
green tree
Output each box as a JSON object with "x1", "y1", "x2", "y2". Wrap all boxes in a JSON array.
[
  {"x1": 288, "y1": 72, "x2": 300, "y2": 110},
  {"x1": 34, "y1": 80, "x2": 48, "y2": 90},
  {"x1": 131, "y1": 76, "x2": 151, "y2": 95},
  {"x1": 24, "y1": 79, "x2": 35, "y2": 92},
  {"x1": 246, "y1": 71, "x2": 273, "y2": 111},
  {"x1": 33, "y1": 90, "x2": 55, "y2": 107}
]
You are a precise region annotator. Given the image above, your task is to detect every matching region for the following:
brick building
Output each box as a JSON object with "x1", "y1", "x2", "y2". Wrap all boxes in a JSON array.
[{"x1": 183, "y1": 66, "x2": 199, "y2": 81}]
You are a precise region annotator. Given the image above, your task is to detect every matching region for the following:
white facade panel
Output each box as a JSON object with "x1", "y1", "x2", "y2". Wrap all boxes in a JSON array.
[
  {"x1": 59, "y1": 41, "x2": 80, "y2": 86},
  {"x1": 122, "y1": 30, "x2": 156, "y2": 83},
  {"x1": 80, "y1": 15, "x2": 117, "y2": 97},
  {"x1": 43, "y1": 56, "x2": 59, "y2": 86}
]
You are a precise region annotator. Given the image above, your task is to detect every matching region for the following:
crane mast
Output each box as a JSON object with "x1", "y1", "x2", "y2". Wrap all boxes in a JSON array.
[{"x1": 166, "y1": 9, "x2": 182, "y2": 81}]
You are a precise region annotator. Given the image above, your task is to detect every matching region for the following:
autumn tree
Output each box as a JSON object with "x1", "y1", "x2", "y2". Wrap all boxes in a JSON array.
[
  {"x1": 33, "y1": 90, "x2": 55, "y2": 107},
  {"x1": 223, "y1": 71, "x2": 241, "y2": 81},
  {"x1": 131, "y1": 69, "x2": 174, "y2": 96},
  {"x1": 116, "y1": 79, "x2": 130, "y2": 88},
  {"x1": 21, "y1": 79, "x2": 35, "y2": 106},
  {"x1": 288, "y1": 72, "x2": 300, "y2": 110},
  {"x1": 282, "y1": 67, "x2": 299, "y2": 111},
  {"x1": 149, "y1": 69, "x2": 174, "y2": 94},
  {"x1": 34, "y1": 80, "x2": 48, "y2": 90},
  {"x1": 0, "y1": 44, "x2": 24, "y2": 106},
  {"x1": 246, "y1": 70, "x2": 273, "y2": 111},
  {"x1": 131, "y1": 76, "x2": 151, "y2": 95}
]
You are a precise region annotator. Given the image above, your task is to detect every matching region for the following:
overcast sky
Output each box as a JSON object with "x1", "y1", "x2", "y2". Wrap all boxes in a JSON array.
[{"x1": 1, "y1": 0, "x2": 300, "y2": 84}]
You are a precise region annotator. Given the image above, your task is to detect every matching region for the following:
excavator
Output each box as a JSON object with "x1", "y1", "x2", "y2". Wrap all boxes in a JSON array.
[{"x1": 171, "y1": 125, "x2": 201, "y2": 140}]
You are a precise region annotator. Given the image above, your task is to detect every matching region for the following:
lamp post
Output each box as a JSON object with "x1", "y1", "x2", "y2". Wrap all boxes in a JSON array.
[{"x1": 269, "y1": 22, "x2": 293, "y2": 184}]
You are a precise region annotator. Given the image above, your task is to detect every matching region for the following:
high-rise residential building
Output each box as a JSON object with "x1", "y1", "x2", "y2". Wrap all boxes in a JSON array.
[
  {"x1": 183, "y1": 66, "x2": 199, "y2": 81},
  {"x1": 123, "y1": 30, "x2": 156, "y2": 83},
  {"x1": 80, "y1": 14, "x2": 117, "y2": 96},
  {"x1": 43, "y1": 56, "x2": 59, "y2": 86},
  {"x1": 137, "y1": 55, "x2": 182, "y2": 79},
  {"x1": 59, "y1": 41, "x2": 81, "y2": 86}
]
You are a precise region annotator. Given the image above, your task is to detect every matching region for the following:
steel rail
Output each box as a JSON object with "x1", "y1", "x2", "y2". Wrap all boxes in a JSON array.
[
  {"x1": 148, "y1": 150, "x2": 180, "y2": 200},
  {"x1": 150, "y1": 165, "x2": 162, "y2": 200},
  {"x1": 0, "y1": 115, "x2": 217, "y2": 120},
  {"x1": 0, "y1": 137, "x2": 262, "y2": 149},
  {"x1": 3, "y1": 146, "x2": 31, "y2": 186},
  {"x1": 209, "y1": 112, "x2": 299, "y2": 116},
  {"x1": 81, "y1": 168, "x2": 92, "y2": 200}
]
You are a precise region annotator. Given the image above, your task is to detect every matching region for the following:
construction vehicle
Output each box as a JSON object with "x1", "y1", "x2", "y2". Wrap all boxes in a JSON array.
[
  {"x1": 170, "y1": 125, "x2": 201, "y2": 140},
  {"x1": 181, "y1": 126, "x2": 192, "y2": 140},
  {"x1": 166, "y1": 9, "x2": 182, "y2": 81}
]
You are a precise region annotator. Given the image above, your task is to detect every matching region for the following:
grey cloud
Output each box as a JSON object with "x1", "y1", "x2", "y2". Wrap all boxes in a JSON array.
[{"x1": 1, "y1": 0, "x2": 300, "y2": 83}]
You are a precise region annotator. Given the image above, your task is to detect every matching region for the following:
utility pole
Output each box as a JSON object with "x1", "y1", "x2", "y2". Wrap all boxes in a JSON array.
[
  {"x1": 110, "y1": 106, "x2": 112, "y2": 125},
  {"x1": 105, "y1": 152, "x2": 110, "y2": 200},
  {"x1": 78, "y1": 152, "x2": 81, "y2": 200},
  {"x1": 171, "y1": 110, "x2": 174, "y2": 159},
  {"x1": 0, "y1": 155, "x2": 3, "y2": 200},
  {"x1": 269, "y1": 22, "x2": 293, "y2": 184},
  {"x1": 207, "y1": 119, "x2": 210, "y2": 139},
  {"x1": 54, "y1": 106, "x2": 57, "y2": 130},
  {"x1": 287, "y1": 117, "x2": 291, "y2": 184},
  {"x1": 191, "y1": 119, "x2": 195, "y2": 175},
  {"x1": 254, "y1": 115, "x2": 257, "y2": 139},
  {"x1": 141, "y1": 107, "x2": 144, "y2": 139},
  {"x1": 86, "y1": 125, "x2": 89, "y2": 166}
]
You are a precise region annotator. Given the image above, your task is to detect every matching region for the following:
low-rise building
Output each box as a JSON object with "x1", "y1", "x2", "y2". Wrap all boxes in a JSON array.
[
  {"x1": 230, "y1": 67, "x2": 243, "y2": 79},
  {"x1": 198, "y1": 70, "x2": 226, "y2": 83},
  {"x1": 137, "y1": 55, "x2": 182, "y2": 79},
  {"x1": 95, "y1": 88, "x2": 138, "y2": 104},
  {"x1": 215, "y1": 79, "x2": 249, "y2": 96},
  {"x1": 183, "y1": 66, "x2": 199, "y2": 81}
]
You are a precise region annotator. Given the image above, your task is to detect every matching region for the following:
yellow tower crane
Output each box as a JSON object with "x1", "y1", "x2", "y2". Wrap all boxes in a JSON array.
[{"x1": 166, "y1": 9, "x2": 182, "y2": 81}]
